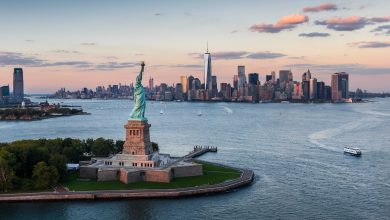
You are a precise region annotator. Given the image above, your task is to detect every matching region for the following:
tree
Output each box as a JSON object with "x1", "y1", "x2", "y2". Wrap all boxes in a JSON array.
[
  {"x1": 115, "y1": 140, "x2": 125, "y2": 153},
  {"x1": 0, "y1": 158, "x2": 15, "y2": 192},
  {"x1": 92, "y1": 138, "x2": 114, "y2": 157},
  {"x1": 48, "y1": 154, "x2": 67, "y2": 179},
  {"x1": 32, "y1": 161, "x2": 59, "y2": 190},
  {"x1": 152, "y1": 142, "x2": 159, "y2": 152}
]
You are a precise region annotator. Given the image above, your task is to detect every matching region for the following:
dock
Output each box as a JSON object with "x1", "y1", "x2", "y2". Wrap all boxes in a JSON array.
[{"x1": 185, "y1": 146, "x2": 218, "y2": 159}]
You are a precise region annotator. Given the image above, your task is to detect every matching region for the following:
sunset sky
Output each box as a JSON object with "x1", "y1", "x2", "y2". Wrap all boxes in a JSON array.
[{"x1": 0, "y1": 0, "x2": 389, "y2": 93}]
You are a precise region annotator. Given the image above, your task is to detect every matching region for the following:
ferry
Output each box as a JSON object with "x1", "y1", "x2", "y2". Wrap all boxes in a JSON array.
[
  {"x1": 344, "y1": 147, "x2": 362, "y2": 156},
  {"x1": 197, "y1": 110, "x2": 202, "y2": 116}
]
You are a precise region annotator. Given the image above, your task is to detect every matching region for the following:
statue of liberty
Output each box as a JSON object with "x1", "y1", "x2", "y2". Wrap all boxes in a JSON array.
[{"x1": 129, "y1": 61, "x2": 147, "y2": 121}]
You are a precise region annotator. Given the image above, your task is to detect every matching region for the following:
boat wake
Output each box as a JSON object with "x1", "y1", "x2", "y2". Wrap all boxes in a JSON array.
[
  {"x1": 308, "y1": 117, "x2": 379, "y2": 152},
  {"x1": 355, "y1": 110, "x2": 390, "y2": 117},
  {"x1": 222, "y1": 106, "x2": 233, "y2": 114}
]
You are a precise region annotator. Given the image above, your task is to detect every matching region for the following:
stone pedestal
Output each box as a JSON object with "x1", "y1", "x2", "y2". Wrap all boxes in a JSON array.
[{"x1": 123, "y1": 120, "x2": 153, "y2": 155}]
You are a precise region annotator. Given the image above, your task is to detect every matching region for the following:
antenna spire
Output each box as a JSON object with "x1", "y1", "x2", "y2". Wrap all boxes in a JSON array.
[{"x1": 207, "y1": 41, "x2": 209, "y2": 53}]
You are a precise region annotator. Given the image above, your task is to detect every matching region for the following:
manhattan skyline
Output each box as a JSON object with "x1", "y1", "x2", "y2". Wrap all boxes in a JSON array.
[{"x1": 0, "y1": 0, "x2": 390, "y2": 93}]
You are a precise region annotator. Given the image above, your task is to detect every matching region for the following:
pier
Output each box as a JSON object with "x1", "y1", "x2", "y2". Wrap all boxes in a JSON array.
[{"x1": 185, "y1": 146, "x2": 218, "y2": 159}]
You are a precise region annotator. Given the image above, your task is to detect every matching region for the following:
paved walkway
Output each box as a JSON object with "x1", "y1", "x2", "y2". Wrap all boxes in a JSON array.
[{"x1": 0, "y1": 169, "x2": 254, "y2": 202}]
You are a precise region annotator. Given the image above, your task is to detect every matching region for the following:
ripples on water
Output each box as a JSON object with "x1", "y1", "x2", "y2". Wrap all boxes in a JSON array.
[{"x1": 1, "y1": 97, "x2": 389, "y2": 220}]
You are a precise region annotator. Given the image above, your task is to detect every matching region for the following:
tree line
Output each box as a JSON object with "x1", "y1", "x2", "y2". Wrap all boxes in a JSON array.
[{"x1": 0, "y1": 138, "x2": 125, "y2": 192}]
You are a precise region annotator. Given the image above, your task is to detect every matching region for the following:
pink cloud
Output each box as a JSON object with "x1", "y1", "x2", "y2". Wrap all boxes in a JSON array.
[
  {"x1": 303, "y1": 3, "x2": 338, "y2": 13},
  {"x1": 315, "y1": 16, "x2": 370, "y2": 31},
  {"x1": 250, "y1": 14, "x2": 308, "y2": 33}
]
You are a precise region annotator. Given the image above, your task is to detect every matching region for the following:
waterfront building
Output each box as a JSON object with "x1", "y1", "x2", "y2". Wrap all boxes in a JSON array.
[
  {"x1": 331, "y1": 72, "x2": 349, "y2": 101},
  {"x1": 233, "y1": 75, "x2": 239, "y2": 90},
  {"x1": 302, "y1": 69, "x2": 311, "y2": 81},
  {"x1": 187, "y1": 75, "x2": 194, "y2": 91},
  {"x1": 204, "y1": 46, "x2": 212, "y2": 90},
  {"x1": 279, "y1": 70, "x2": 290, "y2": 83},
  {"x1": 1, "y1": 85, "x2": 10, "y2": 99},
  {"x1": 149, "y1": 77, "x2": 154, "y2": 91},
  {"x1": 238, "y1": 66, "x2": 246, "y2": 89},
  {"x1": 211, "y1": 76, "x2": 218, "y2": 98},
  {"x1": 248, "y1": 73, "x2": 259, "y2": 85},
  {"x1": 292, "y1": 82, "x2": 303, "y2": 100},
  {"x1": 302, "y1": 81, "x2": 310, "y2": 100},
  {"x1": 192, "y1": 78, "x2": 201, "y2": 90},
  {"x1": 271, "y1": 71, "x2": 276, "y2": 83},
  {"x1": 317, "y1": 81, "x2": 325, "y2": 100},
  {"x1": 325, "y1": 86, "x2": 332, "y2": 100},
  {"x1": 180, "y1": 76, "x2": 188, "y2": 94},
  {"x1": 175, "y1": 83, "x2": 183, "y2": 100},
  {"x1": 13, "y1": 68, "x2": 24, "y2": 103},
  {"x1": 310, "y1": 78, "x2": 318, "y2": 100}
]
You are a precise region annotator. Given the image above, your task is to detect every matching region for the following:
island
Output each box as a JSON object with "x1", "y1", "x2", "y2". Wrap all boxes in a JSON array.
[
  {"x1": 0, "y1": 103, "x2": 89, "y2": 121},
  {"x1": 0, "y1": 62, "x2": 253, "y2": 202}
]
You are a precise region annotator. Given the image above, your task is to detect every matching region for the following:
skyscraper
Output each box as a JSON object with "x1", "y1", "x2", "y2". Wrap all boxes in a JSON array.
[
  {"x1": 309, "y1": 78, "x2": 317, "y2": 100},
  {"x1": 204, "y1": 44, "x2": 212, "y2": 90},
  {"x1": 238, "y1": 66, "x2": 246, "y2": 88},
  {"x1": 180, "y1": 76, "x2": 188, "y2": 93},
  {"x1": 187, "y1": 75, "x2": 194, "y2": 91},
  {"x1": 233, "y1": 75, "x2": 239, "y2": 90},
  {"x1": 13, "y1": 68, "x2": 24, "y2": 103},
  {"x1": 271, "y1": 71, "x2": 276, "y2": 83},
  {"x1": 148, "y1": 77, "x2": 154, "y2": 91},
  {"x1": 331, "y1": 72, "x2": 349, "y2": 101},
  {"x1": 248, "y1": 73, "x2": 259, "y2": 85},
  {"x1": 279, "y1": 70, "x2": 291, "y2": 83},
  {"x1": 211, "y1": 76, "x2": 218, "y2": 97}
]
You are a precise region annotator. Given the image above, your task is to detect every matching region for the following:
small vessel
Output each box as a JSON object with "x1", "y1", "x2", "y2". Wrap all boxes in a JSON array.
[
  {"x1": 197, "y1": 110, "x2": 202, "y2": 116},
  {"x1": 344, "y1": 147, "x2": 362, "y2": 156},
  {"x1": 160, "y1": 109, "x2": 164, "y2": 114}
]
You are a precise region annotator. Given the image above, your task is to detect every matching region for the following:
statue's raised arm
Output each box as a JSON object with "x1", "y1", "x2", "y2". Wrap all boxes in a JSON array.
[
  {"x1": 129, "y1": 62, "x2": 147, "y2": 121},
  {"x1": 136, "y1": 61, "x2": 145, "y2": 83}
]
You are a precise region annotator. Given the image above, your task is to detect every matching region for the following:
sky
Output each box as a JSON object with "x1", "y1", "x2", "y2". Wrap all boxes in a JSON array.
[{"x1": 0, "y1": 0, "x2": 389, "y2": 93}]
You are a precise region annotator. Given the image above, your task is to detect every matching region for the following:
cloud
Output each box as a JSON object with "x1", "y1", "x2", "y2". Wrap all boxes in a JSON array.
[
  {"x1": 370, "y1": 16, "x2": 390, "y2": 23},
  {"x1": 94, "y1": 62, "x2": 137, "y2": 70},
  {"x1": 231, "y1": 30, "x2": 239, "y2": 34},
  {"x1": 80, "y1": 42, "x2": 96, "y2": 46},
  {"x1": 299, "y1": 32, "x2": 330, "y2": 37},
  {"x1": 289, "y1": 56, "x2": 305, "y2": 60},
  {"x1": 169, "y1": 64, "x2": 203, "y2": 69},
  {"x1": 303, "y1": 4, "x2": 338, "y2": 13},
  {"x1": 315, "y1": 16, "x2": 390, "y2": 31},
  {"x1": 0, "y1": 52, "x2": 45, "y2": 66},
  {"x1": 250, "y1": 14, "x2": 308, "y2": 33},
  {"x1": 371, "y1": 25, "x2": 390, "y2": 35},
  {"x1": 189, "y1": 51, "x2": 286, "y2": 60},
  {"x1": 246, "y1": 52, "x2": 286, "y2": 59},
  {"x1": 154, "y1": 13, "x2": 163, "y2": 16},
  {"x1": 51, "y1": 49, "x2": 81, "y2": 54},
  {"x1": 315, "y1": 16, "x2": 370, "y2": 31},
  {"x1": 0, "y1": 51, "x2": 138, "y2": 71},
  {"x1": 282, "y1": 63, "x2": 390, "y2": 75},
  {"x1": 212, "y1": 51, "x2": 249, "y2": 60},
  {"x1": 40, "y1": 61, "x2": 92, "y2": 68},
  {"x1": 348, "y1": 41, "x2": 390, "y2": 48},
  {"x1": 25, "y1": 40, "x2": 35, "y2": 42}
]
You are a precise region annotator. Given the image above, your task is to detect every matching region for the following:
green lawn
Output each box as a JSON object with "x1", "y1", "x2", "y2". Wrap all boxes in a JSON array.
[{"x1": 62, "y1": 161, "x2": 241, "y2": 191}]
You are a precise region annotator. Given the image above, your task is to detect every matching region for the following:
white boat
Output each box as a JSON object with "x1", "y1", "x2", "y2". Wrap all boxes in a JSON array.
[
  {"x1": 197, "y1": 110, "x2": 202, "y2": 116},
  {"x1": 160, "y1": 109, "x2": 164, "y2": 114},
  {"x1": 344, "y1": 147, "x2": 361, "y2": 156}
]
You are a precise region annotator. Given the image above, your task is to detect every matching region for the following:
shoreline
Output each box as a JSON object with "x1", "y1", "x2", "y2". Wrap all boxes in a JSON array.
[{"x1": 0, "y1": 167, "x2": 254, "y2": 202}]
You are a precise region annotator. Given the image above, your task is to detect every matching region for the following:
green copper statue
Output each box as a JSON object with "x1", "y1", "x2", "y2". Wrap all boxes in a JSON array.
[{"x1": 129, "y1": 61, "x2": 147, "y2": 121}]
